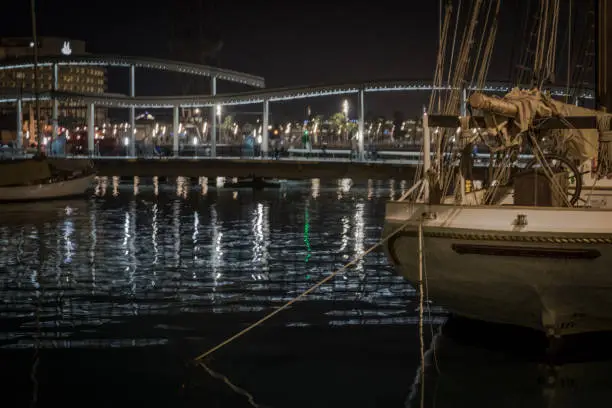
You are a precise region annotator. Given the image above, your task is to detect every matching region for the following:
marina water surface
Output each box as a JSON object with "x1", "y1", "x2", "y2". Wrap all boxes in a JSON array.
[{"x1": 1, "y1": 177, "x2": 610, "y2": 407}]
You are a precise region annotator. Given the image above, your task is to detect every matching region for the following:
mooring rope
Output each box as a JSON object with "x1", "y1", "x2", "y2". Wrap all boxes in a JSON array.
[
  {"x1": 198, "y1": 361, "x2": 264, "y2": 408},
  {"x1": 193, "y1": 209, "x2": 425, "y2": 362},
  {"x1": 417, "y1": 220, "x2": 426, "y2": 408},
  {"x1": 192, "y1": 196, "x2": 435, "y2": 407}
]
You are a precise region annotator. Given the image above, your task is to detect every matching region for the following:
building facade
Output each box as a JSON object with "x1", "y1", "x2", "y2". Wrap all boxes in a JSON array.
[{"x1": 0, "y1": 37, "x2": 107, "y2": 143}]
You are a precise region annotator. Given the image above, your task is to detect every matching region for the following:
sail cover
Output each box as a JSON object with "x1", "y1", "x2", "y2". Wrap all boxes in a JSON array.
[{"x1": 470, "y1": 88, "x2": 612, "y2": 161}]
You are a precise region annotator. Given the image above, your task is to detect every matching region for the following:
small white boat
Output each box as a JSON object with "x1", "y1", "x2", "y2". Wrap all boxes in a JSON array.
[
  {"x1": 0, "y1": 158, "x2": 95, "y2": 202},
  {"x1": 0, "y1": 173, "x2": 96, "y2": 202}
]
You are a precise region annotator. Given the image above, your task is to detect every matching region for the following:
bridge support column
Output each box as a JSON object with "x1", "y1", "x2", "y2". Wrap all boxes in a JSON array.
[
  {"x1": 262, "y1": 99, "x2": 269, "y2": 158},
  {"x1": 358, "y1": 88, "x2": 365, "y2": 161},
  {"x1": 129, "y1": 64, "x2": 136, "y2": 157},
  {"x1": 211, "y1": 77, "x2": 217, "y2": 158},
  {"x1": 52, "y1": 63, "x2": 59, "y2": 142},
  {"x1": 16, "y1": 99, "x2": 22, "y2": 152},
  {"x1": 173, "y1": 105, "x2": 180, "y2": 157},
  {"x1": 460, "y1": 85, "x2": 467, "y2": 116},
  {"x1": 87, "y1": 103, "x2": 95, "y2": 157}
]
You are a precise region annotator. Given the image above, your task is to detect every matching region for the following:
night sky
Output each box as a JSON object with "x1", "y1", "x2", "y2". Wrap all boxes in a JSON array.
[{"x1": 0, "y1": 0, "x2": 596, "y2": 121}]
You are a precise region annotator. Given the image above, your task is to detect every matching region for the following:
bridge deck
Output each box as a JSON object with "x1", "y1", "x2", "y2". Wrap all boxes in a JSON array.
[{"x1": 0, "y1": 154, "x2": 500, "y2": 180}]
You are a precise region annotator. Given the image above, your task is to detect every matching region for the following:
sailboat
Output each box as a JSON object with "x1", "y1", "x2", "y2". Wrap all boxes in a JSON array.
[
  {"x1": 383, "y1": 0, "x2": 612, "y2": 337},
  {"x1": 0, "y1": 1, "x2": 96, "y2": 202}
]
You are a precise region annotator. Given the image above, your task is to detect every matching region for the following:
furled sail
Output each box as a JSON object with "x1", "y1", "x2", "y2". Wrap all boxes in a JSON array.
[{"x1": 470, "y1": 88, "x2": 612, "y2": 161}]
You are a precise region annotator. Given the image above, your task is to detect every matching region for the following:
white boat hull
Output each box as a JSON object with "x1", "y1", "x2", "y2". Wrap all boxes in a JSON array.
[
  {"x1": 0, "y1": 174, "x2": 95, "y2": 202},
  {"x1": 383, "y1": 202, "x2": 612, "y2": 336}
]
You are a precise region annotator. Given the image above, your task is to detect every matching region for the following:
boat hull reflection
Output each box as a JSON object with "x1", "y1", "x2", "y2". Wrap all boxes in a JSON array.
[{"x1": 407, "y1": 317, "x2": 612, "y2": 408}]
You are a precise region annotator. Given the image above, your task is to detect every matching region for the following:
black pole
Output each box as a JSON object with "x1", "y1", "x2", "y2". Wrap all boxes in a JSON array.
[
  {"x1": 596, "y1": 0, "x2": 612, "y2": 111},
  {"x1": 30, "y1": 0, "x2": 42, "y2": 154}
]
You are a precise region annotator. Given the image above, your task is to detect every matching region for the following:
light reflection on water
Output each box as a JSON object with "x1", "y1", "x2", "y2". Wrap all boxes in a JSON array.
[{"x1": 0, "y1": 177, "x2": 445, "y2": 349}]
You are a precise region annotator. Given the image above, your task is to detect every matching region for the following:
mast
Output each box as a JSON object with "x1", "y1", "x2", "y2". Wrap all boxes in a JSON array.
[
  {"x1": 30, "y1": 0, "x2": 42, "y2": 153},
  {"x1": 597, "y1": 0, "x2": 612, "y2": 111}
]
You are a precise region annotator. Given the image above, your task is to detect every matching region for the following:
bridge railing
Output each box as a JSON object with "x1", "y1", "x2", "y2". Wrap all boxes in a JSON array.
[
  {"x1": 286, "y1": 147, "x2": 534, "y2": 162},
  {"x1": 0, "y1": 145, "x2": 535, "y2": 166}
]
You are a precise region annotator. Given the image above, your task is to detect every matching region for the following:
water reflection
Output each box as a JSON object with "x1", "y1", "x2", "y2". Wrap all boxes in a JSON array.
[
  {"x1": 311, "y1": 178, "x2": 320, "y2": 199},
  {"x1": 90, "y1": 201, "x2": 97, "y2": 290},
  {"x1": 339, "y1": 216, "x2": 350, "y2": 254},
  {"x1": 337, "y1": 178, "x2": 352, "y2": 199},
  {"x1": 151, "y1": 203, "x2": 159, "y2": 267},
  {"x1": 0, "y1": 180, "x2": 419, "y2": 349},
  {"x1": 133, "y1": 176, "x2": 140, "y2": 196},
  {"x1": 353, "y1": 202, "x2": 365, "y2": 274},
  {"x1": 251, "y1": 202, "x2": 270, "y2": 280},
  {"x1": 95, "y1": 176, "x2": 108, "y2": 196},
  {"x1": 199, "y1": 176, "x2": 208, "y2": 195},
  {"x1": 210, "y1": 204, "x2": 223, "y2": 281},
  {"x1": 408, "y1": 318, "x2": 612, "y2": 407},
  {"x1": 112, "y1": 176, "x2": 119, "y2": 196}
]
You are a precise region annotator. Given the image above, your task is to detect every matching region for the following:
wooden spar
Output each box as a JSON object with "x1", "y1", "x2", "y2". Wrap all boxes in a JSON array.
[
  {"x1": 468, "y1": 92, "x2": 518, "y2": 117},
  {"x1": 427, "y1": 114, "x2": 599, "y2": 130}
]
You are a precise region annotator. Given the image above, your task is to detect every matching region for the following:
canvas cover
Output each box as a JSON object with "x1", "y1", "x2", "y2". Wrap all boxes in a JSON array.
[{"x1": 471, "y1": 88, "x2": 612, "y2": 161}]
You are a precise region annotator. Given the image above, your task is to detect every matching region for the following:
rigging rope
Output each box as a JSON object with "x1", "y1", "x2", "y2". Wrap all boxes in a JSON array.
[
  {"x1": 446, "y1": 0, "x2": 463, "y2": 88},
  {"x1": 468, "y1": 0, "x2": 495, "y2": 90},
  {"x1": 476, "y1": 0, "x2": 502, "y2": 90},
  {"x1": 430, "y1": 1, "x2": 453, "y2": 113},
  {"x1": 566, "y1": 0, "x2": 572, "y2": 103}
]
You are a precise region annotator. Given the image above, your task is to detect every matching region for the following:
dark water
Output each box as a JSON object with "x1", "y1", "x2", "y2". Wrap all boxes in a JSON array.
[
  {"x1": 2, "y1": 177, "x2": 612, "y2": 408},
  {"x1": 0, "y1": 177, "x2": 443, "y2": 407}
]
